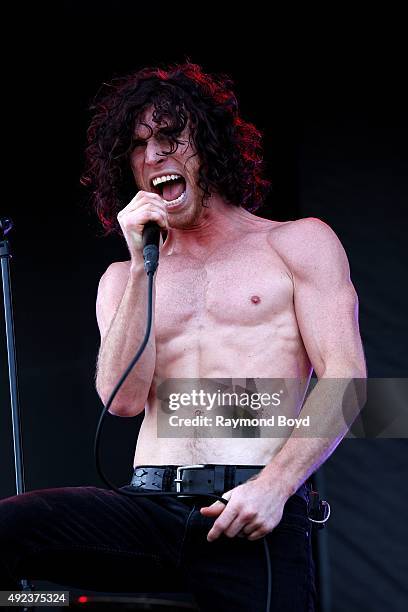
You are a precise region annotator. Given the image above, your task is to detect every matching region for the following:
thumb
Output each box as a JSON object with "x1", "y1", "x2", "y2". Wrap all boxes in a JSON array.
[
  {"x1": 200, "y1": 500, "x2": 225, "y2": 516},
  {"x1": 200, "y1": 491, "x2": 232, "y2": 515}
]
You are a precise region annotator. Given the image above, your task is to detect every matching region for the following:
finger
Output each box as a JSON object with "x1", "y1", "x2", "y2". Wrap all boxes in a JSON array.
[
  {"x1": 119, "y1": 193, "x2": 167, "y2": 216},
  {"x1": 134, "y1": 191, "x2": 167, "y2": 211},
  {"x1": 225, "y1": 514, "x2": 261, "y2": 539},
  {"x1": 118, "y1": 201, "x2": 168, "y2": 221},
  {"x1": 143, "y1": 211, "x2": 168, "y2": 230},
  {"x1": 247, "y1": 528, "x2": 268, "y2": 541},
  {"x1": 200, "y1": 491, "x2": 232, "y2": 516},
  {"x1": 136, "y1": 195, "x2": 168, "y2": 211},
  {"x1": 120, "y1": 209, "x2": 168, "y2": 231},
  {"x1": 200, "y1": 501, "x2": 226, "y2": 516},
  {"x1": 242, "y1": 522, "x2": 259, "y2": 535},
  {"x1": 224, "y1": 516, "x2": 251, "y2": 538},
  {"x1": 207, "y1": 508, "x2": 239, "y2": 542},
  {"x1": 135, "y1": 190, "x2": 165, "y2": 202}
]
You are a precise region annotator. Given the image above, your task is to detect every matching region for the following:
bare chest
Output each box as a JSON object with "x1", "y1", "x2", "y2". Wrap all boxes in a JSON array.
[{"x1": 154, "y1": 242, "x2": 294, "y2": 339}]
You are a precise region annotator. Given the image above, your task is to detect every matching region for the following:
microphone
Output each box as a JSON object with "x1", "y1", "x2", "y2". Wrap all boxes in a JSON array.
[
  {"x1": 142, "y1": 221, "x2": 161, "y2": 274},
  {"x1": 0, "y1": 217, "x2": 13, "y2": 238}
]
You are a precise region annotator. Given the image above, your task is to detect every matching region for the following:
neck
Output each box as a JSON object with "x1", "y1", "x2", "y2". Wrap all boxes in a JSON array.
[{"x1": 162, "y1": 195, "x2": 257, "y2": 257}]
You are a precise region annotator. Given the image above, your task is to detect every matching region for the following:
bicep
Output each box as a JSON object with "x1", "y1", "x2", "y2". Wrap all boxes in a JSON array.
[
  {"x1": 291, "y1": 221, "x2": 366, "y2": 378},
  {"x1": 96, "y1": 262, "x2": 130, "y2": 344},
  {"x1": 294, "y1": 275, "x2": 363, "y2": 377}
]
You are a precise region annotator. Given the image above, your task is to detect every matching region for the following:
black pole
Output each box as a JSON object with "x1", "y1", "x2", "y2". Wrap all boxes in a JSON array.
[
  {"x1": 0, "y1": 218, "x2": 26, "y2": 495},
  {"x1": 0, "y1": 217, "x2": 32, "y2": 596}
]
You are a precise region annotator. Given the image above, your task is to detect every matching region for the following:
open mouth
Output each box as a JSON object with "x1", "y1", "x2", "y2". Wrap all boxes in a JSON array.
[{"x1": 151, "y1": 174, "x2": 187, "y2": 206}]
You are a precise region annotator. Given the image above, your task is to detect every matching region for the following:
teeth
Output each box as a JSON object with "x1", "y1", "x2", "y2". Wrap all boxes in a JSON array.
[
  {"x1": 152, "y1": 174, "x2": 181, "y2": 187},
  {"x1": 164, "y1": 190, "x2": 186, "y2": 207}
]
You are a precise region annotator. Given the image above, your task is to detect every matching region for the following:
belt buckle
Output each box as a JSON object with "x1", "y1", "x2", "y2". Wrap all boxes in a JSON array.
[{"x1": 174, "y1": 464, "x2": 205, "y2": 496}]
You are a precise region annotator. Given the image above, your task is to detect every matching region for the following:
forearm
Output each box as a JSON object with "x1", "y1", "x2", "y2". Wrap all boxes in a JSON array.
[
  {"x1": 96, "y1": 261, "x2": 156, "y2": 415},
  {"x1": 260, "y1": 374, "x2": 367, "y2": 496}
]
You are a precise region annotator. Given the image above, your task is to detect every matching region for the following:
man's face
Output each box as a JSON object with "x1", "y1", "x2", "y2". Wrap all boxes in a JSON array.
[{"x1": 130, "y1": 107, "x2": 203, "y2": 228}]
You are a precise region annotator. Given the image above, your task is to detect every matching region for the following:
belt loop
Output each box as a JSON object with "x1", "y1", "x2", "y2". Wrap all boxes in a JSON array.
[
  {"x1": 214, "y1": 466, "x2": 225, "y2": 494},
  {"x1": 225, "y1": 465, "x2": 235, "y2": 490},
  {"x1": 164, "y1": 466, "x2": 175, "y2": 491}
]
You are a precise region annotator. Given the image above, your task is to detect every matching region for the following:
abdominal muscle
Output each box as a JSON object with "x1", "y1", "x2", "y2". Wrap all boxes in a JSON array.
[{"x1": 133, "y1": 322, "x2": 312, "y2": 466}]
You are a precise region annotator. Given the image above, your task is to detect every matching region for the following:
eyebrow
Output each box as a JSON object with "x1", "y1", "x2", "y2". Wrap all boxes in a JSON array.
[{"x1": 133, "y1": 121, "x2": 154, "y2": 139}]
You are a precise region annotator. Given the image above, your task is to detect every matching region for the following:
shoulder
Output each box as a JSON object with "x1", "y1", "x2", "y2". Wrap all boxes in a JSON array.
[
  {"x1": 268, "y1": 217, "x2": 350, "y2": 279},
  {"x1": 270, "y1": 216, "x2": 341, "y2": 246},
  {"x1": 98, "y1": 260, "x2": 131, "y2": 294}
]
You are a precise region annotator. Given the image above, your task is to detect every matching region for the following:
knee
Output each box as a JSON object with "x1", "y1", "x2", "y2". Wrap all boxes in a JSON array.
[{"x1": 0, "y1": 491, "x2": 53, "y2": 546}]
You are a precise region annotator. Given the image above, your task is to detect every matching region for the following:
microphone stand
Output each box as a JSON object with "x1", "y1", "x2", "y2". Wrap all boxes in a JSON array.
[{"x1": 0, "y1": 217, "x2": 32, "y2": 595}]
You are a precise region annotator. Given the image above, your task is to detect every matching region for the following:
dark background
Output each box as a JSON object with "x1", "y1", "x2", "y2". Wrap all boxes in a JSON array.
[{"x1": 1, "y1": 2, "x2": 407, "y2": 610}]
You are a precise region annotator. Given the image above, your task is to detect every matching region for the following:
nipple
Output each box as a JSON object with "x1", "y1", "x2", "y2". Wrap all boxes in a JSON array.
[{"x1": 250, "y1": 295, "x2": 261, "y2": 304}]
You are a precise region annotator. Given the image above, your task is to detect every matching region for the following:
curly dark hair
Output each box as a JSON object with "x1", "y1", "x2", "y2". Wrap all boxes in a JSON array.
[{"x1": 81, "y1": 62, "x2": 271, "y2": 234}]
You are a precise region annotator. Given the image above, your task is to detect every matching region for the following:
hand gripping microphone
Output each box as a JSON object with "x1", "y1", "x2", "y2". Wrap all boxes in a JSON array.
[{"x1": 142, "y1": 221, "x2": 160, "y2": 274}]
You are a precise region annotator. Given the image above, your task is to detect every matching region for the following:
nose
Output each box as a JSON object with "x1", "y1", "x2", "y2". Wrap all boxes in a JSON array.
[{"x1": 145, "y1": 139, "x2": 165, "y2": 165}]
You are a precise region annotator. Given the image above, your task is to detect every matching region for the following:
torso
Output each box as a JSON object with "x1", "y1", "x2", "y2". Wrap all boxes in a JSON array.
[{"x1": 132, "y1": 215, "x2": 313, "y2": 466}]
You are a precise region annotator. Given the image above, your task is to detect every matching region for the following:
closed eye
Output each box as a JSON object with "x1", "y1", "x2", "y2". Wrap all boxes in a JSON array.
[{"x1": 132, "y1": 139, "x2": 147, "y2": 149}]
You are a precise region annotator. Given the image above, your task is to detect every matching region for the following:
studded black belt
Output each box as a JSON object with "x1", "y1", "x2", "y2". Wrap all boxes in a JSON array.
[{"x1": 130, "y1": 464, "x2": 309, "y2": 502}]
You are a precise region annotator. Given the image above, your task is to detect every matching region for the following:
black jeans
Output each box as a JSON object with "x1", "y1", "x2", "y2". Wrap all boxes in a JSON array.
[{"x1": 0, "y1": 485, "x2": 316, "y2": 611}]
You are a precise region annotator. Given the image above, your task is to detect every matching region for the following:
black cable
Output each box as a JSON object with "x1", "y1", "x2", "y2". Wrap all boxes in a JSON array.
[
  {"x1": 263, "y1": 538, "x2": 272, "y2": 611},
  {"x1": 93, "y1": 267, "x2": 272, "y2": 611},
  {"x1": 94, "y1": 271, "x2": 229, "y2": 503}
]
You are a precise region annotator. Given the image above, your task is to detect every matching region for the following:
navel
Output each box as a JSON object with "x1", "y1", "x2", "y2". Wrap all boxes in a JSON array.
[{"x1": 250, "y1": 295, "x2": 261, "y2": 304}]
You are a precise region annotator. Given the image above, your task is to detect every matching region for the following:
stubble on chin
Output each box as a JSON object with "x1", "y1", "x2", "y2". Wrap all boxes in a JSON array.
[{"x1": 169, "y1": 197, "x2": 203, "y2": 229}]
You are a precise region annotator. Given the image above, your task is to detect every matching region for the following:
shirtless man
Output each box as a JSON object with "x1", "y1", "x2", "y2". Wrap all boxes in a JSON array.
[{"x1": 0, "y1": 63, "x2": 366, "y2": 610}]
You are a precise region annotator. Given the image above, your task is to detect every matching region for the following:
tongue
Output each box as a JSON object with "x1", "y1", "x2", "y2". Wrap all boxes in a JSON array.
[{"x1": 162, "y1": 180, "x2": 185, "y2": 202}]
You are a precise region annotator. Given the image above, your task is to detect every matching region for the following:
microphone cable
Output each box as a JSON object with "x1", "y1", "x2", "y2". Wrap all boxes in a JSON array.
[{"x1": 93, "y1": 261, "x2": 272, "y2": 612}]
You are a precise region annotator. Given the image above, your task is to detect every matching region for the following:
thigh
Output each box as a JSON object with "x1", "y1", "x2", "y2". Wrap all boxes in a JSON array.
[
  {"x1": 185, "y1": 522, "x2": 270, "y2": 611},
  {"x1": 183, "y1": 497, "x2": 316, "y2": 612},
  {"x1": 265, "y1": 501, "x2": 317, "y2": 611},
  {"x1": 0, "y1": 486, "x2": 187, "y2": 592}
]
